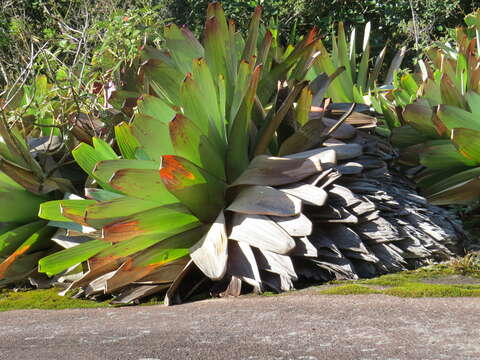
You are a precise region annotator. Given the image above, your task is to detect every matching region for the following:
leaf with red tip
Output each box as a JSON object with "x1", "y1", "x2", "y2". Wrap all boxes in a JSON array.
[
  {"x1": 160, "y1": 155, "x2": 226, "y2": 223},
  {"x1": 164, "y1": 24, "x2": 204, "y2": 74},
  {"x1": 102, "y1": 203, "x2": 201, "y2": 243},
  {"x1": 109, "y1": 168, "x2": 178, "y2": 203},
  {"x1": 169, "y1": 114, "x2": 225, "y2": 180}
]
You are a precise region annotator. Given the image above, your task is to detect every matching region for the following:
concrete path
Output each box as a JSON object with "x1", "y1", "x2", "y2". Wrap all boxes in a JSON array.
[{"x1": 0, "y1": 294, "x2": 479, "y2": 360}]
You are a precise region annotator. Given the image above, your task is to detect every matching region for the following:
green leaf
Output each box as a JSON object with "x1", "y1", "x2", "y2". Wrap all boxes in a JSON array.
[
  {"x1": 114, "y1": 123, "x2": 139, "y2": 160},
  {"x1": 137, "y1": 94, "x2": 177, "y2": 122},
  {"x1": 420, "y1": 139, "x2": 478, "y2": 169},
  {"x1": 436, "y1": 105, "x2": 480, "y2": 136},
  {"x1": 169, "y1": 114, "x2": 226, "y2": 180},
  {"x1": 108, "y1": 168, "x2": 178, "y2": 203},
  {"x1": 180, "y1": 73, "x2": 225, "y2": 153},
  {"x1": 466, "y1": 90, "x2": 480, "y2": 114},
  {"x1": 391, "y1": 125, "x2": 432, "y2": 148},
  {"x1": 159, "y1": 155, "x2": 226, "y2": 223},
  {"x1": 72, "y1": 140, "x2": 118, "y2": 191},
  {"x1": 104, "y1": 227, "x2": 207, "y2": 292},
  {"x1": 227, "y1": 65, "x2": 262, "y2": 181},
  {"x1": 0, "y1": 224, "x2": 55, "y2": 281},
  {"x1": 440, "y1": 74, "x2": 466, "y2": 108},
  {"x1": 84, "y1": 197, "x2": 163, "y2": 228},
  {"x1": 402, "y1": 100, "x2": 438, "y2": 138},
  {"x1": 422, "y1": 166, "x2": 480, "y2": 196},
  {"x1": 93, "y1": 159, "x2": 159, "y2": 184},
  {"x1": 0, "y1": 185, "x2": 45, "y2": 223},
  {"x1": 131, "y1": 113, "x2": 174, "y2": 161},
  {"x1": 191, "y1": 58, "x2": 226, "y2": 142},
  {"x1": 241, "y1": 6, "x2": 262, "y2": 61},
  {"x1": 142, "y1": 57, "x2": 183, "y2": 106},
  {"x1": 356, "y1": 22, "x2": 371, "y2": 91},
  {"x1": 429, "y1": 176, "x2": 480, "y2": 205},
  {"x1": 39, "y1": 239, "x2": 111, "y2": 276},
  {"x1": 164, "y1": 24, "x2": 204, "y2": 74},
  {"x1": 451, "y1": 128, "x2": 480, "y2": 163},
  {"x1": 295, "y1": 87, "x2": 313, "y2": 127},
  {"x1": 38, "y1": 199, "x2": 96, "y2": 223},
  {"x1": 102, "y1": 203, "x2": 201, "y2": 242},
  {"x1": 0, "y1": 221, "x2": 45, "y2": 258}
]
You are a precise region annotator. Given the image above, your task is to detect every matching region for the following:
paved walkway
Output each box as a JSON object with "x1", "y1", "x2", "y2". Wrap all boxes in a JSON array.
[{"x1": 0, "y1": 294, "x2": 479, "y2": 360}]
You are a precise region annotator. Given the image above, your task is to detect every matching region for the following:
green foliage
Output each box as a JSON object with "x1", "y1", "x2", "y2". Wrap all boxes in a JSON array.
[
  {"x1": 377, "y1": 15, "x2": 480, "y2": 206},
  {"x1": 166, "y1": 0, "x2": 478, "y2": 59}
]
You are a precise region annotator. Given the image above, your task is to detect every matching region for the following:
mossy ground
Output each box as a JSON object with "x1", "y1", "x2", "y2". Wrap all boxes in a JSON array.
[
  {"x1": 1, "y1": 256, "x2": 479, "y2": 311},
  {"x1": 0, "y1": 288, "x2": 110, "y2": 312},
  {"x1": 319, "y1": 257, "x2": 480, "y2": 297}
]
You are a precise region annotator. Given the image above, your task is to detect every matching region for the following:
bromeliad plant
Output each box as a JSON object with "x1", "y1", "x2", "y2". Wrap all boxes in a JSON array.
[
  {"x1": 36, "y1": 3, "x2": 325, "y2": 302},
  {"x1": 36, "y1": 3, "x2": 460, "y2": 304},
  {"x1": 382, "y1": 12, "x2": 480, "y2": 205},
  {"x1": 0, "y1": 106, "x2": 76, "y2": 286},
  {"x1": 306, "y1": 22, "x2": 406, "y2": 105}
]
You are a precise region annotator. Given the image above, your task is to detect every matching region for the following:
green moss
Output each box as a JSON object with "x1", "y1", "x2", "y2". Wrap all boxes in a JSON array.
[
  {"x1": 383, "y1": 283, "x2": 480, "y2": 298},
  {"x1": 358, "y1": 263, "x2": 472, "y2": 287},
  {"x1": 319, "y1": 284, "x2": 381, "y2": 295},
  {"x1": 320, "y1": 261, "x2": 480, "y2": 298},
  {"x1": 0, "y1": 288, "x2": 110, "y2": 311}
]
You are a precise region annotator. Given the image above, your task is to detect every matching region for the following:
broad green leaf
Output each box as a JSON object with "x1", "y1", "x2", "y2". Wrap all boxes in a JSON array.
[
  {"x1": 109, "y1": 168, "x2": 178, "y2": 203},
  {"x1": 0, "y1": 186, "x2": 45, "y2": 223},
  {"x1": 440, "y1": 74, "x2": 466, "y2": 108},
  {"x1": 85, "y1": 189, "x2": 124, "y2": 202},
  {"x1": 367, "y1": 45, "x2": 386, "y2": 89},
  {"x1": 137, "y1": 94, "x2": 176, "y2": 123},
  {"x1": 84, "y1": 197, "x2": 162, "y2": 228},
  {"x1": 0, "y1": 225, "x2": 54, "y2": 281},
  {"x1": 337, "y1": 23, "x2": 353, "y2": 83},
  {"x1": 204, "y1": 3, "x2": 233, "y2": 103},
  {"x1": 429, "y1": 177, "x2": 480, "y2": 205},
  {"x1": 160, "y1": 155, "x2": 226, "y2": 223},
  {"x1": 402, "y1": 100, "x2": 438, "y2": 138},
  {"x1": 114, "y1": 123, "x2": 139, "y2": 159},
  {"x1": 131, "y1": 113, "x2": 174, "y2": 161},
  {"x1": 391, "y1": 125, "x2": 432, "y2": 148},
  {"x1": 164, "y1": 24, "x2": 204, "y2": 74},
  {"x1": 142, "y1": 58, "x2": 183, "y2": 106},
  {"x1": 313, "y1": 40, "x2": 351, "y2": 102},
  {"x1": 241, "y1": 6, "x2": 262, "y2": 61},
  {"x1": 436, "y1": 105, "x2": 480, "y2": 136},
  {"x1": 169, "y1": 114, "x2": 226, "y2": 180},
  {"x1": 180, "y1": 73, "x2": 225, "y2": 153},
  {"x1": 356, "y1": 22, "x2": 371, "y2": 91},
  {"x1": 229, "y1": 60, "x2": 254, "y2": 129},
  {"x1": 466, "y1": 90, "x2": 480, "y2": 114},
  {"x1": 227, "y1": 65, "x2": 262, "y2": 181},
  {"x1": 105, "y1": 227, "x2": 207, "y2": 292},
  {"x1": 422, "y1": 166, "x2": 480, "y2": 196},
  {"x1": 39, "y1": 239, "x2": 111, "y2": 276},
  {"x1": 102, "y1": 203, "x2": 201, "y2": 242},
  {"x1": 191, "y1": 58, "x2": 225, "y2": 141},
  {"x1": 295, "y1": 87, "x2": 313, "y2": 127},
  {"x1": 38, "y1": 199, "x2": 95, "y2": 223},
  {"x1": 451, "y1": 128, "x2": 480, "y2": 162},
  {"x1": 0, "y1": 221, "x2": 45, "y2": 258},
  {"x1": 72, "y1": 140, "x2": 118, "y2": 191},
  {"x1": 93, "y1": 159, "x2": 159, "y2": 184},
  {"x1": 420, "y1": 140, "x2": 478, "y2": 169}
]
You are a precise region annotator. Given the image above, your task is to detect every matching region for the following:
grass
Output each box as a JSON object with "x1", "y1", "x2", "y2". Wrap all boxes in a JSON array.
[{"x1": 0, "y1": 288, "x2": 110, "y2": 312}]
